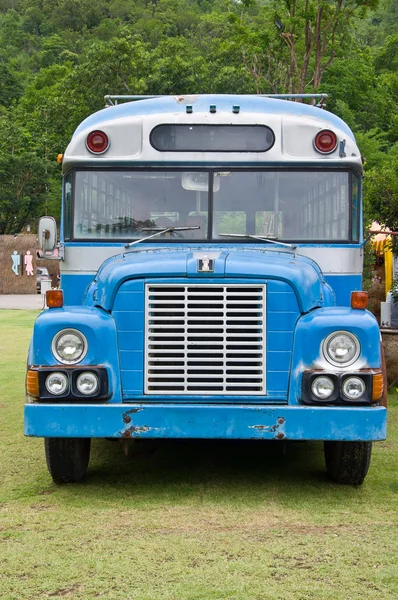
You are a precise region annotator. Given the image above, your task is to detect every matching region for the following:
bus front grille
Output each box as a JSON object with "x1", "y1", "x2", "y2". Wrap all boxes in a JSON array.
[{"x1": 145, "y1": 284, "x2": 266, "y2": 395}]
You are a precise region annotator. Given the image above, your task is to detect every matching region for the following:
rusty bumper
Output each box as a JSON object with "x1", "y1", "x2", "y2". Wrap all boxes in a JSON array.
[{"x1": 24, "y1": 403, "x2": 387, "y2": 441}]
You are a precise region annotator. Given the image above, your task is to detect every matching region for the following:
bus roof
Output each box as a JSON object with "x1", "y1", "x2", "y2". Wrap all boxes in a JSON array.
[
  {"x1": 63, "y1": 94, "x2": 362, "y2": 172},
  {"x1": 73, "y1": 94, "x2": 354, "y2": 139}
]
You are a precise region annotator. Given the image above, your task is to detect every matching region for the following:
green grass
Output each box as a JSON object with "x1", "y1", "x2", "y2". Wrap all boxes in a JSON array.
[{"x1": 0, "y1": 309, "x2": 397, "y2": 600}]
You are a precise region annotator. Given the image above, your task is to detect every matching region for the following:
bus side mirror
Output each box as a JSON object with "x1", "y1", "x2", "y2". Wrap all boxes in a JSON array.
[{"x1": 38, "y1": 216, "x2": 57, "y2": 253}]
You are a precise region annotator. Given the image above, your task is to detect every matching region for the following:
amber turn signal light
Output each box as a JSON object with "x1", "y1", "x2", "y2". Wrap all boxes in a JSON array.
[
  {"x1": 46, "y1": 289, "x2": 64, "y2": 308},
  {"x1": 372, "y1": 372, "x2": 384, "y2": 402},
  {"x1": 351, "y1": 291, "x2": 368, "y2": 309},
  {"x1": 26, "y1": 370, "x2": 39, "y2": 398}
]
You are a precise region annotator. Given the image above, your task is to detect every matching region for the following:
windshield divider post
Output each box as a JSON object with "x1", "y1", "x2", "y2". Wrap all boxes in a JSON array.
[{"x1": 208, "y1": 170, "x2": 214, "y2": 242}]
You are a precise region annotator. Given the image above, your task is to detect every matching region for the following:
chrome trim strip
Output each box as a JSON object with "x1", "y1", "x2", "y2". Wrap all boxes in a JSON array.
[
  {"x1": 61, "y1": 246, "x2": 363, "y2": 275},
  {"x1": 295, "y1": 247, "x2": 362, "y2": 274}
]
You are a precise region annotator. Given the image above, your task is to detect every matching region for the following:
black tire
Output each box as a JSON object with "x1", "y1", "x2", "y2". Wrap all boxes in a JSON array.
[
  {"x1": 324, "y1": 441, "x2": 372, "y2": 486},
  {"x1": 45, "y1": 438, "x2": 91, "y2": 483}
]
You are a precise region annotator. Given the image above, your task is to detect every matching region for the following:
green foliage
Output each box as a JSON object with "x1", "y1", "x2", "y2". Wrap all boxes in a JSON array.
[
  {"x1": 0, "y1": 61, "x2": 23, "y2": 106},
  {"x1": 0, "y1": 152, "x2": 51, "y2": 233},
  {"x1": 323, "y1": 49, "x2": 390, "y2": 132},
  {"x1": 0, "y1": 0, "x2": 396, "y2": 230},
  {"x1": 364, "y1": 152, "x2": 398, "y2": 253},
  {"x1": 0, "y1": 105, "x2": 59, "y2": 230}
]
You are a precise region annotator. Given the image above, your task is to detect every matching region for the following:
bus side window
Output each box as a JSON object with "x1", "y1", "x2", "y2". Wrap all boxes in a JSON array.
[
  {"x1": 64, "y1": 175, "x2": 72, "y2": 239},
  {"x1": 352, "y1": 174, "x2": 360, "y2": 242}
]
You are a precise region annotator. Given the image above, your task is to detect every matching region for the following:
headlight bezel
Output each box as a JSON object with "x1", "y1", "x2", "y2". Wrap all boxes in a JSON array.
[
  {"x1": 52, "y1": 328, "x2": 88, "y2": 365},
  {"x1": 302, "y1": 371, "x2": 373, "y2": 405},
  {"x1": 322, "y1": 330, "x2": 360, "y2": 368},
  {"x1": 37, "y1": 367, "x2": 109, "y2": 401}
]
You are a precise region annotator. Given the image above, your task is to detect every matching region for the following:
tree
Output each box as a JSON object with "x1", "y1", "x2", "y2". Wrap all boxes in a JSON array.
[
  {"x1": 243, "y1": 0, "x2": 380, "y2": 94},
  {"x1": 0, "y1": 106, "x2": 59, "y2": 232},
  {"x1": 0, "y1": 152, "x2": 50, "y2": 233},
  {"x1": 365, "y1": 151, "x2": 398, "y2": 250}
]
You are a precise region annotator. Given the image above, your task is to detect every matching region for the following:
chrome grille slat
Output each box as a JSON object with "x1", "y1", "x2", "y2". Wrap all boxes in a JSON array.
[{"x1": 145, "y1": 284, "x2": 266, "y2": 395}]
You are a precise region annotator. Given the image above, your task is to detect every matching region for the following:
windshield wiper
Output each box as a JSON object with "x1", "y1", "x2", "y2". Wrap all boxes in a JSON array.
[
  {"x1": 218, "y1": 233, "x2": 296, "y2": 249},
  {"x1": 124, "y1": 225, "x2": 200, "y2": 248}
]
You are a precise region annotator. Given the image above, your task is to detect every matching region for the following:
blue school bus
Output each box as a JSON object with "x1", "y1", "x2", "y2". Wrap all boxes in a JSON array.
[{"x1": 25, "y1": 94, "x2": 387, "y2": 484}]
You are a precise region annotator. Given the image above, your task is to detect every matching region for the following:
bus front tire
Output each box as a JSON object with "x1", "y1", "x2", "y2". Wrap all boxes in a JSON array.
[
  {"x1": 324, "y1": 441, "x2": 372, "y2": 486},
  {"x1": 45, "y1": 438, "x2": 91, "y2": 483}
]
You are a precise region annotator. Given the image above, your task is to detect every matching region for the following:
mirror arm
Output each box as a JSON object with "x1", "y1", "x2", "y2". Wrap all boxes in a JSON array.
[
  {"x1": 42, "y1": 242, "x2": 65, "y2": 261},
  {"x1": 56, "y1": 243, "x2": 64, "y2": 260}
]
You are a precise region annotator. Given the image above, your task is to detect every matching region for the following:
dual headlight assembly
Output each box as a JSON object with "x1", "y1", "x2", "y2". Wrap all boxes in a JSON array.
[
  {"x1": 302, "y1": 331, "x2": 380, "y2": 405},
  {"x1": 38, "y1": 329, "x2": 108, "y2": 401}
]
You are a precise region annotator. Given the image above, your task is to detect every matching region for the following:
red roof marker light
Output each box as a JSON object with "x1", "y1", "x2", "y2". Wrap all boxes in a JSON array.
[
  {"x1": 314, "y1": 129, "x2": 337, "y2": 154},
  {"x1": 86, "y1": 130, "x2": 109, "y2": 154}
]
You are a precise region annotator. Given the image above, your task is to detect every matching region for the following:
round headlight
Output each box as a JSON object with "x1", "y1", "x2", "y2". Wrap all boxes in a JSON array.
[
  {"x1": 342, "y1": 377, "x2": 366, "y2": 400},
  {"x1": 52, "y1": 329, "x2": 88, "y2": 365},
  {"x1": 311, "y1": 376, "x2": 335, "y2": 400},
  {"x1": 45, "y1": 372, "x2": 69, "y2": 395},
  {"x1": 323, "y1": 331, "x2": 360, "y2": 367},
  {"x1": 76, "y1": 372, "x2": 99, "y2": 396}
]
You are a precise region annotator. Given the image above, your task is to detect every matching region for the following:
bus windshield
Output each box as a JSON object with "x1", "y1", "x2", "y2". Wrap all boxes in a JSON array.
[{"x1": 70, "y1": 170, "x2": 357, "y2": 242}]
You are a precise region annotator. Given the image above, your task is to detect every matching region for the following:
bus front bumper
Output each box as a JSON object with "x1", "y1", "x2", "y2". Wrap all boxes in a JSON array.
[{"x1": 24, "y1": 403, "x2": 387, "y2": 441}]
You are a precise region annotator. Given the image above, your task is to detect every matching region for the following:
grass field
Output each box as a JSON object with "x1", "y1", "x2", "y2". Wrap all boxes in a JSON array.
[{"x1": 0, "y1": 310, "x2": 397, "y2": 600}]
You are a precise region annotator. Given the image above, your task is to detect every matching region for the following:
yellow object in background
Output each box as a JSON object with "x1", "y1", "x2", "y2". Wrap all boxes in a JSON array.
[
  {"x1": 371, "y1": 224, "x2": 394, "y2": 296},
  {"x1": 385, "y1": 247, "x2": 393, "y2": 296}
]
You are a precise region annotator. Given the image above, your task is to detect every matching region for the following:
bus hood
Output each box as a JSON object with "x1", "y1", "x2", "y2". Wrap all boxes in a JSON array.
[{"x1": 89, "y1": 246, "x2": 330, "y2": 313}]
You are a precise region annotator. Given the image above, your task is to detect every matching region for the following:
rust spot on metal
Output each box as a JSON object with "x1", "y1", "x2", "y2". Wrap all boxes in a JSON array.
[
  {"x1": 275, "y1": 432, "x2": 285, "y2": 440},
  {"x1": 175, "y1": 95, "x2": 198, "y2": 105},
  {"x1": 131, "y1": 425, "x2": 150, "y2": 434},
  {"x1": 249, "y1": 421, "x2": 283, "y2": 433},
  {"x1": 120, "y1": 408, "x2": 150, "y2": 438},
  {"x1": 124, "y1": 408, "x2": 143, "y2": 415},
  {"x1": 120, "y1": 425, "x2": 151, "y2": 438}
]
